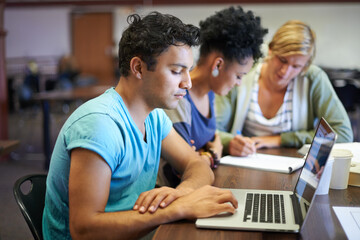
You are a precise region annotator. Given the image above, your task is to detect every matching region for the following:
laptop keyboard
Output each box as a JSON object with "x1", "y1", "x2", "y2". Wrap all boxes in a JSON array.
[{"x1": 243, "y1": 193, "x2": 286, "y2": 224}]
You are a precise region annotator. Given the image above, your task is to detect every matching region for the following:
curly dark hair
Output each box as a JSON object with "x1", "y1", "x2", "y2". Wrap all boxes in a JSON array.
[
  {"x1": 199, "y1": 6, "x2": 268, "y2": 64},
  {"x1": 118, "y1": 12, "x2": 200, "y2": 77}
]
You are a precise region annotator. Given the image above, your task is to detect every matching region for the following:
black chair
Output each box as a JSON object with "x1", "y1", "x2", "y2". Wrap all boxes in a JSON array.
[{"x1": 13, "y1": 174, "x2": 47, "y2": 240}]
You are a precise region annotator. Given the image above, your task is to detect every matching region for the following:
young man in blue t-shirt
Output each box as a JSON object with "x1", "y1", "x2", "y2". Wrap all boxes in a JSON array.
[{"x1": 42, "y1": 12, "x2": 237, "y2": 239}]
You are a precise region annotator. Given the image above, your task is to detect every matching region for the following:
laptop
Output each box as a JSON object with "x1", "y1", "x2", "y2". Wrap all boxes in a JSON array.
[{"x1": 196, "y1": 117, "x2": 337, "y2": 232}]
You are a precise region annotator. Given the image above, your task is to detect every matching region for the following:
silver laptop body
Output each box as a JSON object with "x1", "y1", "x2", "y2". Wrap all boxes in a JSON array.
[{"x1": 196, "y1": 117, "x2": 337, "y2": 232}]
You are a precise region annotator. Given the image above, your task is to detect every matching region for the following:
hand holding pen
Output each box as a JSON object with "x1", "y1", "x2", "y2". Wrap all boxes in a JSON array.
[
  {"x1": 250, "y1": 135, "x2": 281, "y2": 149},
  {"x1": 228, "y1": 130, "x2": 257, "y2": 157}
]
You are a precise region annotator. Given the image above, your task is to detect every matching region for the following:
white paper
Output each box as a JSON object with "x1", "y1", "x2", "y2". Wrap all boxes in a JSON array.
[
  {"x1": 220, "y1": 153, "x2": 304, "y2": 173},
  {"x1": 298, "y1": 144, "x2": 311, "y2": 155},
  {"x1": 333, "y1": 206, "x2": 360, "y2": 240}
]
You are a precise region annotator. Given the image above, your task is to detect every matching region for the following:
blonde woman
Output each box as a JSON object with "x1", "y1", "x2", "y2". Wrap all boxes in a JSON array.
[{"x1": 216, "y1": 20, "x2": 353, "y2": 157}]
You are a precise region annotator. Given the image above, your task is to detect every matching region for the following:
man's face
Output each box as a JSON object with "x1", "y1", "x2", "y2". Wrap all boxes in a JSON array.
[
  {"x1": 212, "y1": 56, "x2": 254, "y2": 96},
  {"x1": 266, "y1": 54, "x2": 310, "y2": 91},
  {"x1": 141, "y1": 45, "x2": 194, "y2": 109}
]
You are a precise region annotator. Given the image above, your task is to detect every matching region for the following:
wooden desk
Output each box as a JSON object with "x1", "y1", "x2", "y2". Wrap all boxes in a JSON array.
[
  {"x1": 153, "y1": 148, "x2": 360, "y2": 240},
  {"x1": 33, "y1": 85, "x2": 112, "y2": 169},
  {"x1": 0, "y1": 140, "x2": 20, "y2": 156}
]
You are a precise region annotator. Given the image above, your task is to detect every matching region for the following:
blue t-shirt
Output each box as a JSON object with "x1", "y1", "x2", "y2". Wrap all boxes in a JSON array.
[
  {"x1": 42, "y1": 88, "x2": 172, "y2": 239},
  {"x1": 164, "y1": 90, "x2": 216, "y2": 150}
]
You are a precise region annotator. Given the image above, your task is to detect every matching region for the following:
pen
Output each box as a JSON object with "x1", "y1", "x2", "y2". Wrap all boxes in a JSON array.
[{"x1": 237, "y1": 130, "x2": 257, "y2": 157}]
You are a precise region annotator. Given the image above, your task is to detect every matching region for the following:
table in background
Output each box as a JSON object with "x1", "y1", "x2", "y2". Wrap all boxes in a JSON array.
[
  {"x1": 153, "y1": 148, "x2": 360, "y2": 240},
  {"x1": 0, "y1": 140, "x2": 20, "y2": 157},
  {"x1": 33, "y1": 85, "x2": 112, "y2": 169}
]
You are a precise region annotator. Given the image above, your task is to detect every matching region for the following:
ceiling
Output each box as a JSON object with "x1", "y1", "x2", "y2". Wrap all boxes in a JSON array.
[{"x1": 5, "y1": 0, "x2": 359, "y2": 7}]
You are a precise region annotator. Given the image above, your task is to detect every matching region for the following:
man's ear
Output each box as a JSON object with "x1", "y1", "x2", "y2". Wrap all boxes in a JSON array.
[{"x1": 130, "y1": 57, "x2": 143, "y2": 79}]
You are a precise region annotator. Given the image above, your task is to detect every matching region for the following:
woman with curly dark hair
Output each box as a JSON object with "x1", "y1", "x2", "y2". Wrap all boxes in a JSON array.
[{"x1": 158, "y1": 6, "x2": 267, "y2": 187}]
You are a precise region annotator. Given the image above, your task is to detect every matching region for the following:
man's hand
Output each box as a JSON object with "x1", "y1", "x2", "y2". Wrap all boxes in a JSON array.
[
  {"x1": 228, "y1": 135, "x2": 256, "y2": 156},
  {"x1": 172, "y1": 185, "x2": 238, "y2": 219},
  {"x1": 251, "y1": 135, "x2": 281, "y2": 149},
  {"x1": 133, "y1": 187, "x2": 187, "y2": 213}
]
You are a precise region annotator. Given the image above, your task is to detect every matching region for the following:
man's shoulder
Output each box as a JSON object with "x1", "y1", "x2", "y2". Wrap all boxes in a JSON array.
[
  {"x1": 149, "y1": 108, "x2": 171, "y2": 123},
  {"x1": 63, "y1": 93, "x2": 126, "y2": 134}
]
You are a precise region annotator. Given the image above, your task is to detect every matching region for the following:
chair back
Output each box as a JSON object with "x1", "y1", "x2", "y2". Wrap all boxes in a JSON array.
[{"x1": 13, "y1": 174, "x2": 47, "y2": 240}]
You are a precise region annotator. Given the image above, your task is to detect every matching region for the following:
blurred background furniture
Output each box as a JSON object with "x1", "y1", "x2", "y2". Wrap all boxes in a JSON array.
[
  {"x1": 324, "y1": 68, "x2": 360, "y2": 141},
  {"x1": 0, "y1": 140, "x2": 19, "y2": 157}
]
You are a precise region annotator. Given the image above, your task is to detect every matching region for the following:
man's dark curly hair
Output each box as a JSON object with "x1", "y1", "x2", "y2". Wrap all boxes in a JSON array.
[
  {"x1": 199, "y1": 6, "x2": 268, "y2": 64},
  {"x1": 118, "y1": 12, "x2": 200, "y2": 77}
]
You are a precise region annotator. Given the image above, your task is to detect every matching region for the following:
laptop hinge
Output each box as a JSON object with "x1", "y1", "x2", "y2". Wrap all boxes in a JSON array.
[{"x1": 290, "y1": 194, "x2": 303, "y2": 226}]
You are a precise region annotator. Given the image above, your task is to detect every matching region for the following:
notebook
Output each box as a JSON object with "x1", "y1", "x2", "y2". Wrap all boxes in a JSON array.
[
  {"x1": 196, "y1": 117, "x2": 337, "y2": 232},
  {"x1": 220, "y1": 153, "x2": 304, "y2": 173}
]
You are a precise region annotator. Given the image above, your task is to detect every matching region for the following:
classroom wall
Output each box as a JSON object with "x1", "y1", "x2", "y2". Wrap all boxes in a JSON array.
[
  {"x1": 4, "y1": 3, "x2": 360, "y2": 69},
  {"x1": 4, "y1": 7, "x2": 70, "y2": 58}
]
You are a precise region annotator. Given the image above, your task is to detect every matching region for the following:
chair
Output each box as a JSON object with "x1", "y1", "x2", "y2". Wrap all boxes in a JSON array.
[{"x1": 13, "y1": 174, "x2": 47, "y2": 240}]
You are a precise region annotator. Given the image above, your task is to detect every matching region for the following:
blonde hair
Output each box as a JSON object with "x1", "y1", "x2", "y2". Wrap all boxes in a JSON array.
[{"x1": 268, "y1": 20, "x2": 316, "y2": 73}]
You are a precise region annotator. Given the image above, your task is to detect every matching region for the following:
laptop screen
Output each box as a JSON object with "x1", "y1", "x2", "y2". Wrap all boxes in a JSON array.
[{"x1": 294, "y1": 118, "x2": 337, "y2": 220}]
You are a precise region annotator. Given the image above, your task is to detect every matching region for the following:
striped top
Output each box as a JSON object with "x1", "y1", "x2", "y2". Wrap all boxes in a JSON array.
[{"x1": 242, "y1": 77, "x2": 294, "y2": 137}]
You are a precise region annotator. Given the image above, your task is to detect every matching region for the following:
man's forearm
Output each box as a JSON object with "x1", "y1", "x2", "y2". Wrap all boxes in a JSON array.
[
  {"x1": 176, "y1": 159, "x2": 214, "y2": 193},
  {"x1": 71, "y1": 185, "x2": 237, "y2": 240},
  {"x1": 70, "y1": 206, "x2": 184, "y2": 240}
]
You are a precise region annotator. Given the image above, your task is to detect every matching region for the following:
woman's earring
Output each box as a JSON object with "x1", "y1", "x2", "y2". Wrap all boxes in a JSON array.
[{"x1": 212, "y1": 68, "x2": 219, "y2": 77}]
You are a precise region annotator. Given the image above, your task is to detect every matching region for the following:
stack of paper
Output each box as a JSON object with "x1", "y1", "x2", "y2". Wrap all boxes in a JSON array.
[
  {"x1": 220, "y1": 153, "x2": 304, "y2": 174},
  {"x1": 333, "y1": 206, "x2": 360, "y2": 240}
]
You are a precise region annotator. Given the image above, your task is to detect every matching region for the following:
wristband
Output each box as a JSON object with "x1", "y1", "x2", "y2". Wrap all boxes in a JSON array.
[
  {"x1": 208, "y1": 148, "x2": 219, "y2": 169},
  {"x1": 200, "y1": 151, "x2": 214, "y2": 169}
]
